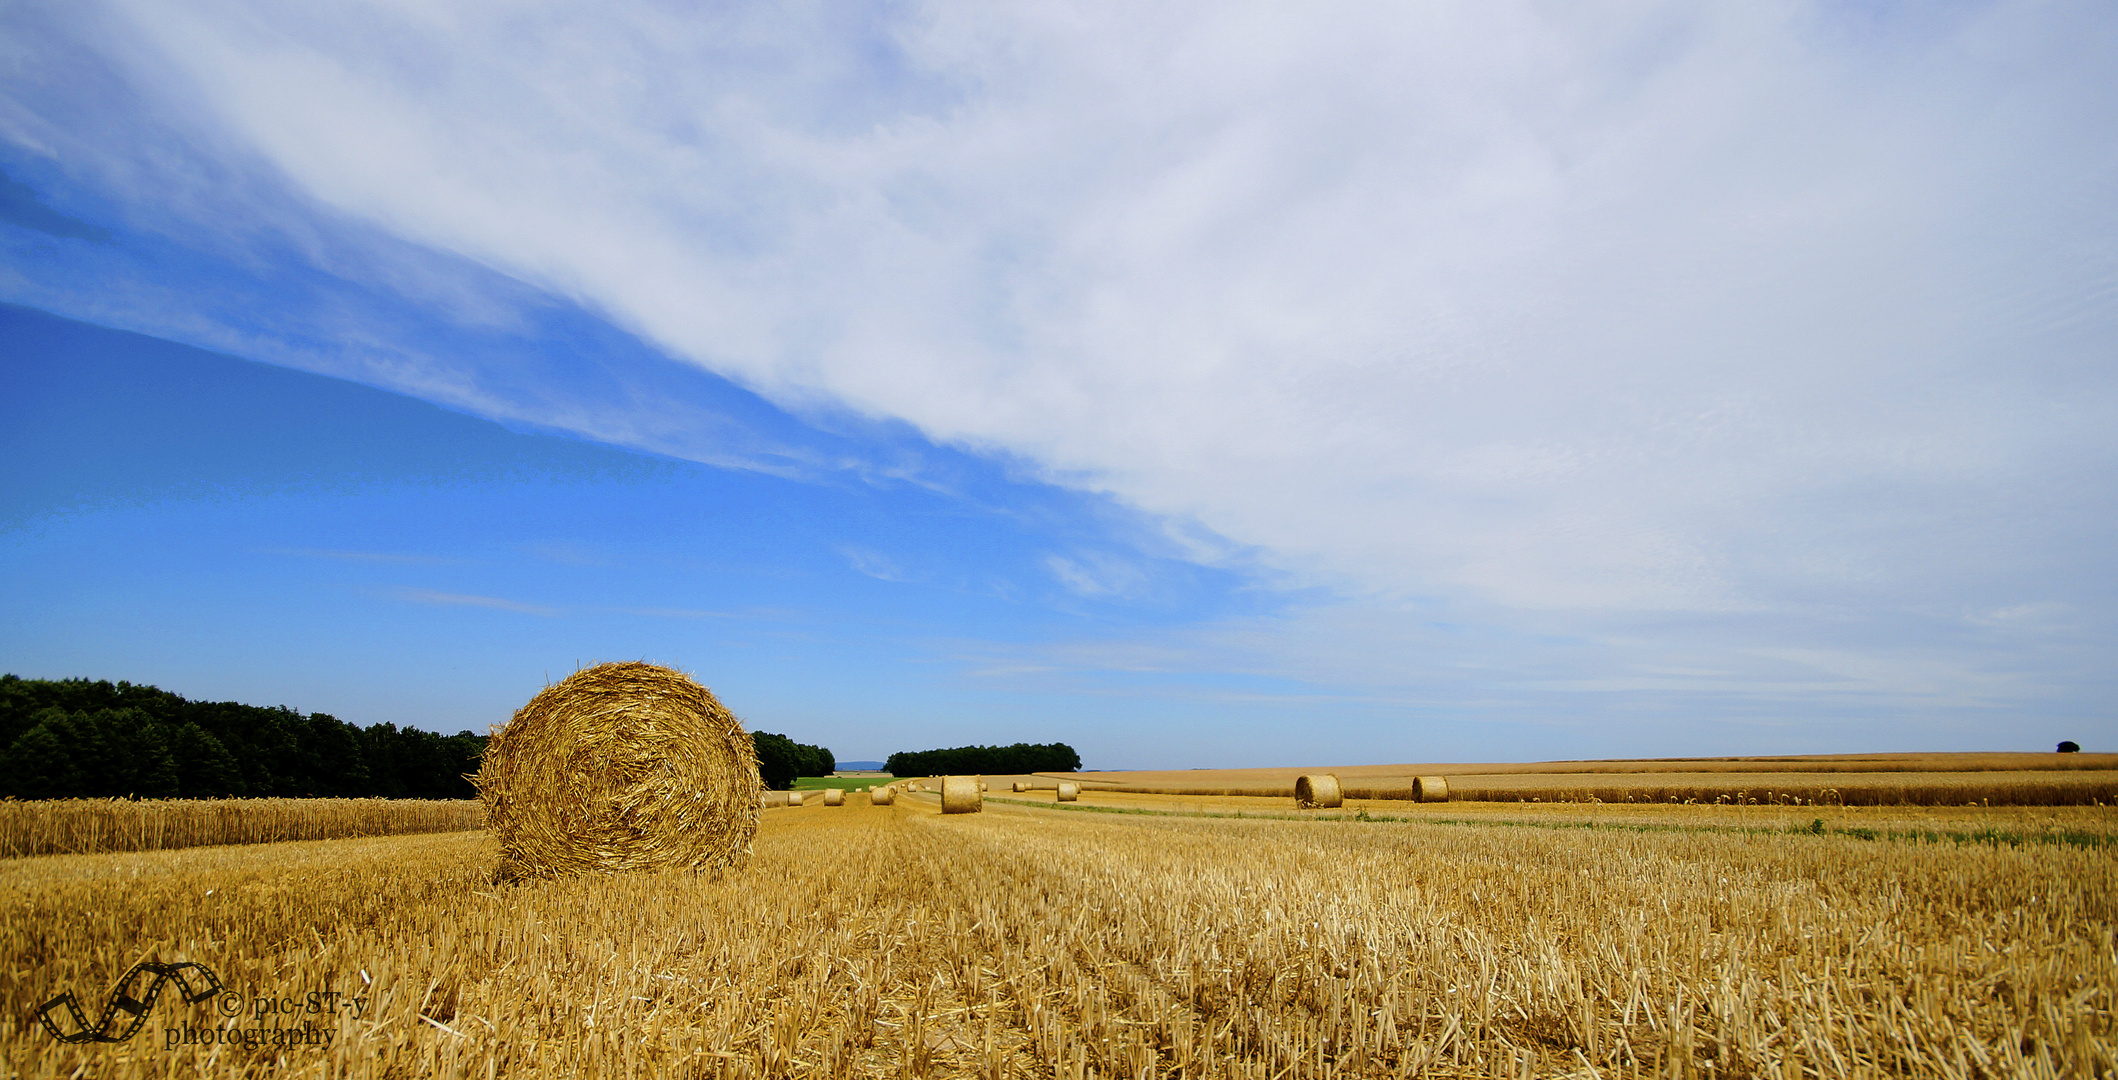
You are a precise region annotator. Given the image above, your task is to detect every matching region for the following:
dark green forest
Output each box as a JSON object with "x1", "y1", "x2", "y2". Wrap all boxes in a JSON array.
[
  {"x1": 884, "y1": 742, "x2": 1081, "y2": 778},
  {"x1": 0, "y1": 675, "x2": 488, "y2": 800},
  {"x1": 1, "y1": 675, "x2": 839, "y2": 800},
  {"x1": 752, "y1": 731, "x2": 834, "y2": 790}
]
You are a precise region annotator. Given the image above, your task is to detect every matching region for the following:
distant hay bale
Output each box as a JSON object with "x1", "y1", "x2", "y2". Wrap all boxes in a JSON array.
[
  {"x1": 1056, "y1": 782, "x2": 1079, "y2": 802},
  {"x1": 1295, "y1": 774, "x2": 1343, "y2": 809},
  {"x1": 870, "y1": 786, "x2": 895, "y2": 806},
  {"x1": 762, "y1": 791, "x2": 791, "y2": 808},
  {"x1": 823, "y1": 788, "x2": 844, "y2": 806},
  {"x1": 1413, "y1": 776, "x2": 1451, "y2": 803},
  {"x1": 476, "y1": 661, "x2": 761, "y2": 880},
  {"x1": 1013, "y1": 781, "x2": 1030, "y2": 792},
  {"x1": 788, "y1": 791, "x2": 805, "y2": 806},
  {"x1": 979, "y1": 780, "x2": 989, "y2": 792},
  {"x1": 941, "y1": 776, "x2": 983, "y2": 814}
]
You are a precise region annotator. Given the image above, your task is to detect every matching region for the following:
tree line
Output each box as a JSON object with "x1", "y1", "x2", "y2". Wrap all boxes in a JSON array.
[
  {"x1": 0, "y1": 675, "x2": 485, "y2": 800},
  {"x1": 752, "y1": 731, "x2": 835, "y2": 790},
  {"x1": 884, "y1": 742, "x2": 1081, "y2": 778},
  {"x1": 0, "y1": 675, "x2": 842, "y2": 801}
]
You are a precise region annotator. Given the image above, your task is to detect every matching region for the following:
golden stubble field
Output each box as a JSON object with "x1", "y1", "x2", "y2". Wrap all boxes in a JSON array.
[
  {"x1": 4, "y1": 793, "x2": 2113, "y2": 1079},
  {"x1": 1044, "y1": 754, "x2": 2118, "y2": 807}
]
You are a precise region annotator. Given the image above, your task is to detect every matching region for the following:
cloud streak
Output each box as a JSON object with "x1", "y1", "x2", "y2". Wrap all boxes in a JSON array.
[
  {"x1": 6, "y1": 0, "x2": 2115, "y2": 742},
  {"x1": 390, "y1": 588, "x2": 555, "y2": 617}
]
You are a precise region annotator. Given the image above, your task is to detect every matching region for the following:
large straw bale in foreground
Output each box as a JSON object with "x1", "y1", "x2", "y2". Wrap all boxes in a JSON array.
[
  {"x1": 476, "y1": 662, "x2": 761, "y2": 880},
  {"x1": 1413, "y1": 776, "x2": 1451, "y2": 803},
  {"x1": 870, "y1": 786, "x2": 896, "y2": 806},
  {"x1": 941, "y1": 776, "x2": 983, "y2": 814},
  {"x1": 1056, "y1": 782, "x2": 1079, "y2": 802},
  {"x1": 823, "y1": 788, "x2": 844, "y2": 806},
  {"x1": 1295, "y1": 774, "x2": 1343, "y2": 809}
]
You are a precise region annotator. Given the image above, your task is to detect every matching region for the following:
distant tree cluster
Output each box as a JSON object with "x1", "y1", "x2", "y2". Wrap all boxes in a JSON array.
[
  {"x1": 0, "y1": 675, "x2": 485, "y2": 800},
  {"x1": 752, "y1": 731, "x2": 835, "y2": 790},
  {"x1": 884, "y1": 742, "x2": 1081, "y2": 778}
]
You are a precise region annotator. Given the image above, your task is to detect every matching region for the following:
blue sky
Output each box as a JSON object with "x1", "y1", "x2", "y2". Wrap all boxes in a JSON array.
[{"x1": 3, "y1": 0, "x2": 2114, "y2": 766}]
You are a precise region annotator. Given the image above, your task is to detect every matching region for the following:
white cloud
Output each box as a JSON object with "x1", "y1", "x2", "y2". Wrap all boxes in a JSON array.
[
  {"x1": 839, "y1": 545, "x2": 913, "y2": 583},
  {"x1": 1043, "y1": 552, "x2": 1150, "y2": 599},
  {"x1": 9, "y1": 0, "x2": 2116, "y2": 734},
  {"x1": 389, "y1": 588, "x2": 554, "y2": 616}
]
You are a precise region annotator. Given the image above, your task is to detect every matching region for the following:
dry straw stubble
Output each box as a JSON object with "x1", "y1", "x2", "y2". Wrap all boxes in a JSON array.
[
  {"x1": 941, "y1": 776, "x2": 984, "y2": 814},
  {"x1": 1295, "y1": 773, "x2": 1344, "y2": 809},
  {"x1": 475, "y1": 661, "x2": 761, "y2": 879}
]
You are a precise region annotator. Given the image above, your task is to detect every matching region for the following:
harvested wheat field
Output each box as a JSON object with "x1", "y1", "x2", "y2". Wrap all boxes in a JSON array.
[
  {"x1": 1050, "y1": 752, "x2": 2118, "y2": 806},
  {"x1": 5, "y1": 790, "x2": 2114, "y2": 1078}
]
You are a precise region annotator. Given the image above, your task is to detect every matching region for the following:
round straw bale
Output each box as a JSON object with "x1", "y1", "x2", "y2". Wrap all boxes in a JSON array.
[
  {"x1": 1056, "y1": 781, "x2": 1079, "y2": 802},
  {"x1": 1412, "y1": 776, "x2": 1451, "y2": 803},
  {"x1": 788, "y1": 790, "x2": 805, "y2": 806},
  {"x1": 978, "y1": 780, "x2": 989, "y2": 792},
  {"x1": 1012, "y1": 780, "x2": 1029, "y2": 792},
  {"x1": 476, "y1": 661, "x2": 760, "y2": 880},
  {"x1": 1294, "y1": 773, "x2": 1343, "y2": 809},
  {"x1": 870, "y1": 786, "x2": 895, "y2": 806},
  {"x1": 823, "y1": 788, "x2": 844, "y2": 806},
  {"x1": 762, "y1": 790, "x2": 791, "y2": 808},
  {"x1": 941, "y1": 776, "x2": 983, "y2": 814}
]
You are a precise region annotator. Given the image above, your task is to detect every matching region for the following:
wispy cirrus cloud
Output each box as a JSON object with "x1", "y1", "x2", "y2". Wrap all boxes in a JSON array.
[
  {"x1": 4, "y1": 0, "x2": 2113, "y2": 748},
  {"x1": 840, "y1": 545, "x2": 914, "y2": 584},
  {"x1": 389, "y1": 587, "x2": 554, "y2": 617},
  {"x1": 264, "y1": 547, "x2": 455, "y2": 565}
]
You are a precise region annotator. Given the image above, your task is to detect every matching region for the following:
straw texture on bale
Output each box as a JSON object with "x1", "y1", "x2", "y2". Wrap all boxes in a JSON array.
[
  {"x1": 1295, "y1": 773, "x2": 1344, "y2": 809},
  {"x1": 1413, "y1": 776, "x2": 1451, "y2": 803},
  {"x1": 869, "y1": 786, "x2": 895, "y2": 806},
  {"x1": 941, "y1": 776, "x2": 983, "y2": 814},
  {"x1": 476, "y1": 661, "x2": 760, "y2": 880},
  {"x1": 1056, "y1": 782, "x2": 1080, "y2": 802},
  {"x1": 822, "y1": 788, "x2": 844, "y2": 806}
]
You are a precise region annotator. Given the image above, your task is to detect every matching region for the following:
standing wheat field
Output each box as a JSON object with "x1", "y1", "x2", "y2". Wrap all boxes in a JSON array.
[
  {"x1": 0, "y1": 798, "x2": 485, "y2": 858},
  {"x1": 3, "y1": 795, "x2": 2111, "y2": 1077}
]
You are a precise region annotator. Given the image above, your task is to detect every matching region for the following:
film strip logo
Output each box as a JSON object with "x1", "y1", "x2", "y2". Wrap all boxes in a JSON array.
[{"x1": 37, "y1": 961, "x2": 225, "y2": 1044}]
